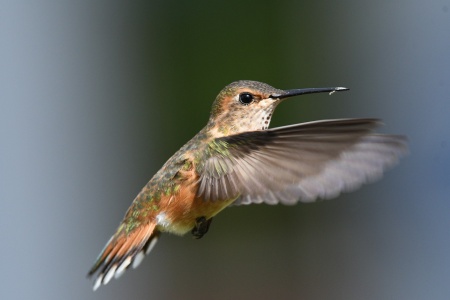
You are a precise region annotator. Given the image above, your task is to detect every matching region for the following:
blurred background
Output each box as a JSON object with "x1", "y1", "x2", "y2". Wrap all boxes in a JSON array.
[{"x1": 1, "y1": 1, "x2": 449, "y2": 299}]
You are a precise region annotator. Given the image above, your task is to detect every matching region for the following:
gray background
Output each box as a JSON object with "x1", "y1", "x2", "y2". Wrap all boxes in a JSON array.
[{"x1": 1, "y1": 1, "x2": 449, "y2": 300}]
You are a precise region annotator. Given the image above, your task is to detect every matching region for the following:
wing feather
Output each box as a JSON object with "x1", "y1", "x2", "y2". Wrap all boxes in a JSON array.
[{"x1": 196, "y1": 118, "x2": 407, "y2": 205}]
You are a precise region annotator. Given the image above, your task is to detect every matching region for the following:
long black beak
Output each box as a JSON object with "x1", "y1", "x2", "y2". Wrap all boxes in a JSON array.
[{"x1": 270, "y1": 87, "x2": 349, "y2": 99}]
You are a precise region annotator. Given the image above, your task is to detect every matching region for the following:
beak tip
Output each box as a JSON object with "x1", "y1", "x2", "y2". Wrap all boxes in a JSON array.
[
  {"x1": 336, "y1": 87, "x2": 349, "y2": 91},
  {"x1": 329, "y1": 87, "x2": 349, "y2": 95}
]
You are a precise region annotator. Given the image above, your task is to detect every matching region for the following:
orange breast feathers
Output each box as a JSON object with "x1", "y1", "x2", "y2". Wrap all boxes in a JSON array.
[{"x1": 154, "y1": 173, "x2": 235, "y2": 235}]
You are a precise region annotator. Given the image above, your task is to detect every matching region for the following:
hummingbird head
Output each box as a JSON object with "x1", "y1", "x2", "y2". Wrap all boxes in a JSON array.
[{"x1": 206, "y1": 80, "x2": 348, "y2": 136}]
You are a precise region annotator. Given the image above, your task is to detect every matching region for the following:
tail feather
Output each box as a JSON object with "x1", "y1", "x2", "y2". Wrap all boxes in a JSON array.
[{"x1": 88, "y1": 222, "x2": 160, "y2": 291}]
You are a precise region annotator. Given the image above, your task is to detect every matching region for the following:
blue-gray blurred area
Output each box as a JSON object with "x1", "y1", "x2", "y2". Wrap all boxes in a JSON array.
[{"x1": 1, "y1": 1, "x2": 449, "y2": 299}]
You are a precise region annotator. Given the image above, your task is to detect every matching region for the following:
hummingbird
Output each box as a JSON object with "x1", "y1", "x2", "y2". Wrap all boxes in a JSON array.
[{"x1": 88, "y1": 80, "x2": 407, "y2": 290}]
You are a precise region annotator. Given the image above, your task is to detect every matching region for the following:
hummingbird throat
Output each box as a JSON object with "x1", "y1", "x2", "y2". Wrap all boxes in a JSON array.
[{"x1": 208, "y1": 97, "x2": 278, "y2": 136}]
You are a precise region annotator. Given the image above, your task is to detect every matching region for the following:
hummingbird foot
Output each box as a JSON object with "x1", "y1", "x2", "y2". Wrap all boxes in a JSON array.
[{"x1": 191, "y1": 217, "x2": 212, "y2": 239}]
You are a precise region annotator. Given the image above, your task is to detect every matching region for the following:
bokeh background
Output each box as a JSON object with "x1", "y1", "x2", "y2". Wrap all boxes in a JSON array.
[{"x1": 1, "y1": 1, "x2": 450, "y2": 300}]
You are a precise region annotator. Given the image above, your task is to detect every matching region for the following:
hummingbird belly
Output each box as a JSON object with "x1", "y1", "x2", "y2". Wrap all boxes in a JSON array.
[{"x1": 155, "y1": 187, "x2": 236, "y2": 235}]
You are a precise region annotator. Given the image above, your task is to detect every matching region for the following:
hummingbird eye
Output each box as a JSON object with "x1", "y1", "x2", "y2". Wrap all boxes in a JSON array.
[{"x1": 238, "y1": 93, "x2": 254, "y2": 105}]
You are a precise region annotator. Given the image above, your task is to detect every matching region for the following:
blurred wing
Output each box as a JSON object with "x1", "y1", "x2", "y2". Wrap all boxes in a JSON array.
[{"x1": 196, "y1": 118, "x2": 407, "y2": 205}]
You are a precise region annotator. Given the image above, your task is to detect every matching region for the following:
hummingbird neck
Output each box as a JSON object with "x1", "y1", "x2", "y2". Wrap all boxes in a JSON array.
[
  {"x1": 204, "y1": 119, "x2": 233, "y2": 138},
  {"x1": 204, "y1": 107, "x2": 274, "y2": 138}
]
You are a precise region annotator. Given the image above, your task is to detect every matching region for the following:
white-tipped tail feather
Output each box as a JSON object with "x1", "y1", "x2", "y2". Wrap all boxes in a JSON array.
[{"x1": 88, "y1": 223, "x2": 159, "y2": 291}]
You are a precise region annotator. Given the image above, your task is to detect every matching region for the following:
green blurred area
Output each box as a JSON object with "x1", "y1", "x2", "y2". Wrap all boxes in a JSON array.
[{"x1": 126, "y1": 1, "x2": 362, "y2": 153}]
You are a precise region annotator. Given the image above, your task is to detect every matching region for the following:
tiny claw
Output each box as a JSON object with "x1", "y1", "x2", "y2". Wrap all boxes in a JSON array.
[{"x1": 191, "y1": 217, "x2": 213, "y2": 239}]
